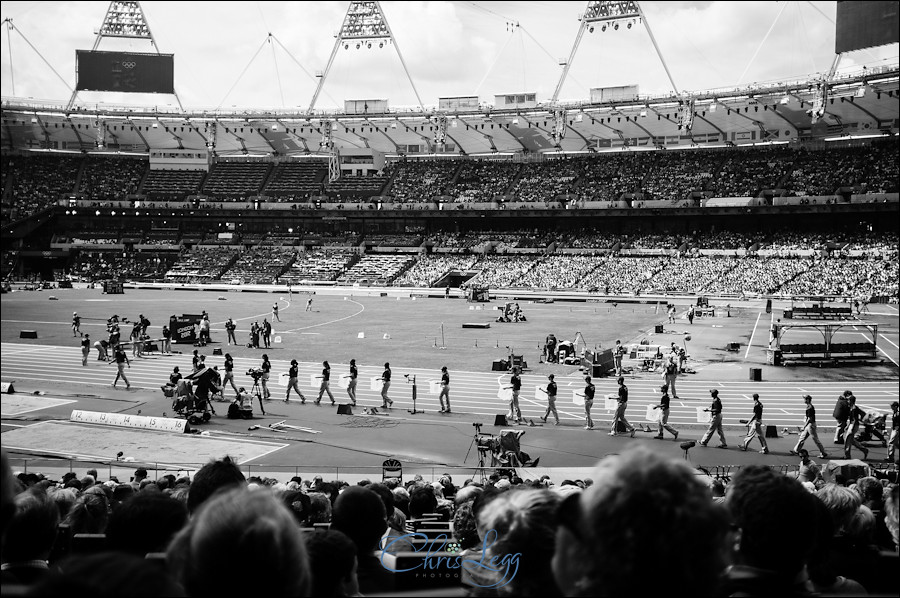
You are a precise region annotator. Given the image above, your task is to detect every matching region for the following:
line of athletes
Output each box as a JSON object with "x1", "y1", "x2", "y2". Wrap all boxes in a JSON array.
[{"x1": 168, "y1": 356, "x2": 454, "y2": 417}]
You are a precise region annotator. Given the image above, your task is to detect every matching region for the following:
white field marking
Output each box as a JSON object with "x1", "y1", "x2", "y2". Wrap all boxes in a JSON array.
[
  {"x1": 1, "y1": 423, "x2": 27, "y2": 427},
  {"x1": 281, "y1": 299, "x2": 365, "y2": 333},
  {"x1": 851, "y1": 325, "x2": 899, "y2": 367},
  {"x1": 878, "y1": 334, "x2": 899, "y2": 349},
  {"x1": 745, "y1": 312, "x2": 763, "y2": 359}
]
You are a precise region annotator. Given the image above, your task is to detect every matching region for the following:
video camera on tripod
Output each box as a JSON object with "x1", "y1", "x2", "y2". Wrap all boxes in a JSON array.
[{"x1": 246, "y1": 367, "x2": 264, "y2": 381}]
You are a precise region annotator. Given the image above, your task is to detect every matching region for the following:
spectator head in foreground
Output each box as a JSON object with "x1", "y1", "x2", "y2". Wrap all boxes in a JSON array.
[
  {"x1": 105, "y1": 491, "x2": 189, "y2": 556},
  {"x1": 884, "y1": 484, "x2": 899, "y2": 551},
  {"x1": 167, "y1": 486, "x2": 310, "y2": 596},
  {"x1": 330, "y1": 486, "x2": 387, "y2": 554},
  {"x1": 552, "y1": 445, "x2": 729, "y2": 597},
  {"x1": 29, "y1": 551, "x2": 183, "y2": 597},
  {"x1": 186, "y1": 455, "x2": 246, "y2": 515},
  {"x1": 305, "y1": 529, "x2": 360, "y2": 598},
  {"x1": 477, "y1": 488, "x2": 562, "y2": 596},
  {"x1": 1, "y1": 449, "x2": 16, "y2": 543},
  {"x1": 2, "y1": 488, "x2": 60, "y2": 585},
  {"x1": 723, "y1": 465, "x2": 819, "y2": 595}
]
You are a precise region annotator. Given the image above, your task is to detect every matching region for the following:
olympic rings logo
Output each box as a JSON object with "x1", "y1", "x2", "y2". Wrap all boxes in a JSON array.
[{"x1": 122, "y1": 61, "x2": 136, "y2": 69}]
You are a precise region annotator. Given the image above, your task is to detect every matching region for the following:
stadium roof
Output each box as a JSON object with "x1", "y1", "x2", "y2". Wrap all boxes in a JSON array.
[{"x1": 1, "y1": 1, "x2": 898, "y2": 155}]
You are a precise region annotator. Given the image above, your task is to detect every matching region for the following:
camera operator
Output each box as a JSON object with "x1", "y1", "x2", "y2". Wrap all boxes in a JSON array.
[
  {"x1": 231, "y1": 387, "x2": 254, "y2": 418},
  {"x1": 193, "y1": 368, "x2": 219, "y2": 416},
  {"x1": 260, "y1": 354, "x2": 272, "y2": 400},
  {"x1": 285, "y1": 359, "x2": 306, "y2": 404},
  {"x1": 225, "y1": 318, "x2": 237, "y2": 346}
]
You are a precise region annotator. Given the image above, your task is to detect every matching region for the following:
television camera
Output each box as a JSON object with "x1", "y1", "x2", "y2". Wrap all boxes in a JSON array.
[{"x1": 246, "y1": 367, "x2": 264, "y2": 380}]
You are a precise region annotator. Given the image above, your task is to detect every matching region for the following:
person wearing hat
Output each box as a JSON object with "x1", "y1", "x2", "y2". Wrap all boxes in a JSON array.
[
  {"x1": 609, "y1": 377, "x2": 635, "y2": 437},
  {"x1": 80, "y1": 333, "x2": 91, "y2": 366},
  {"x1": 888, "y1": 401, "x2": 899, "y2": 463},
  {"x1": 652, "y1": 384, "x2": 679, "y2": 440},
  {"x1": 285, "y1": 359, "x2": 306, "y2": 404},
  {"x1": 699, "y1": 389, "x2": 727, "y2": 448},
  {"x1": 344, "y1": 359, "x2": 358, "y2": 406},
  {"x1": 740, "y1": 394, "x2": 769, "y2": 454},
  {"x1": 791, "y1": 395, "x2": 829, "y2": 458},
  {"x1": 539, "y1": 374, "x2": 559, "y2": 425},
  {"x1": 315, "y1": 361, "x2": 335, "y2": 406},
  {"x1": 72, "y1": 312, "x2": 81, "y2": 337},
  {"x1": 438, "y1": 366, "x2": 451, "y2": 413}
]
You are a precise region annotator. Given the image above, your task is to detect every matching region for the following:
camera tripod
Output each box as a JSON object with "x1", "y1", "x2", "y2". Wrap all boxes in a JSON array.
[
  {"x1": 251, "y1": 377, "x2": 266, "y2": 415},
  {"x1": 464, "y1": 424, "x2": 491, "y2": 482}
]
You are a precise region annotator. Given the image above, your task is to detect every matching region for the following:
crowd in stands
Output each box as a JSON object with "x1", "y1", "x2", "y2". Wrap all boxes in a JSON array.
[
  {"x1": 4, "y1": 155, "x2": 80, "y2": 221},
  {"x1": 70, "y1": 252, "x2": 177, "y2": 282},
  {"x1": 78, "y1": 158, "x2": 145, "y2": 202},
  {"x1": 18, "y1": 226, "x2": 895, "y2": 301},
  {"x1": 450, "y1": 161, "x2": 521, "y2": 203},
  {"x1": 224, "y1": 247, "x2": 296, "y2": 284},
  {"x1": 511, "y1": 159, "x2": 578, "y2": 202},
  {"x1": 3, "y1": 140, "x2": 897, "y2": 226},
  {"x1": 396, "y1": 255, "x2": 479, "y2": 287},
  {"x1": 283, "y1": 249, "x2": 357, "y2": 283},
  {"x1": 336, "y1": 254, "x2": 416, "y2": 285},
  {"x1": 2, "y1": 446, "x2": 896, "y2": 596},
  {"x1": 165, "y1": 248, "x2": 239, "y2": 282},
  {"x1": 385, "y1": 160, "x2": 458, "y2": 202}
]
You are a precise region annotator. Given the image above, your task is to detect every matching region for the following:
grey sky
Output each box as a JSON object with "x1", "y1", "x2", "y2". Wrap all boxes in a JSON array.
[{"x1": 0, "y1": 1, "x2": 894, "y2": 111}]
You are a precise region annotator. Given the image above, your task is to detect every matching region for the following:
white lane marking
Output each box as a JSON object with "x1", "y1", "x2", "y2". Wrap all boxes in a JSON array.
[{"x1": 745, "y1": 311, "x2": 762, "y2": 360}]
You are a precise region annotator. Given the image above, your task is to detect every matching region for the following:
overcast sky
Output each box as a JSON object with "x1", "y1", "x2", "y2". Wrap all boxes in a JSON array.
[{"x1": 0, "y1": 1, "x2": 895, "y2": 112}]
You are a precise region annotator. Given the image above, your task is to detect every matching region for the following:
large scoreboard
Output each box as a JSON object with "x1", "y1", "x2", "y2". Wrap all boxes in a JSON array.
[{"x1": 76, "y1": 50, "x2": 174, "y2": 94}]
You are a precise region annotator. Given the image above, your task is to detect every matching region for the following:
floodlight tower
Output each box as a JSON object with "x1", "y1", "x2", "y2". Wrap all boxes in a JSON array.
[
  {"x1": 67, "y1": 0, "x2": 183, "y2": 111},
  {"x1": 552, "y1": 1, "x2": 679, "y2": 103},
  {"x1": 320, "y1": 120, "x2": 340, "y2": 182},
  {"x1": 309, "y1": 1, "x2": 424, "y2": 113}
]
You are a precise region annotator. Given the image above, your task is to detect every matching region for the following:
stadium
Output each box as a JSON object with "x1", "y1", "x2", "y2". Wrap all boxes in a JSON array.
[{"x1": 1, "y1": 1, "x2": 898, "y2": 595}]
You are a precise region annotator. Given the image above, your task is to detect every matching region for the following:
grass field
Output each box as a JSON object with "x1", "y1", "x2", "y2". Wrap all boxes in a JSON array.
[
  {"x1": 1, "y1": 288, "x2": 666, "y2": 375},
  {"x1": 2, "y1": 286, "x2": 897, "y2": 474},
  {"x1": 2, "y1": 286, "x2": 896, "y2": 380}
]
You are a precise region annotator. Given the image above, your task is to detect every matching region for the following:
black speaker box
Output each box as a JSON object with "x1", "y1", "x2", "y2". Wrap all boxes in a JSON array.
[
  {"x1": 212, "y1": 348, "x2": 223, "y2": 355},
  {"x1": 336, "y1": 404, "x2": 353, "y2": 415},
  {"x1": 494, "y1": 414, "x2": 508, "y2": 426},
  {"x1": 765, "y1": 425, "x2": 778, "y2": 438},
  {"x1": 654, "y1": 324, "x2": 664, "y2": 334},
  {"x1": 749, "y1": 367, "x2": 762, "y2": 381}
]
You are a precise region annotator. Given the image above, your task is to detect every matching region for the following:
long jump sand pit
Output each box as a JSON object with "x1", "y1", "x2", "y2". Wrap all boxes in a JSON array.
[
  {"x1": 1, "y1": 394, "x2": 77, "y2": 416},
  {"x1": 2, "y1": 421, "x2": 287, "y2": 467}
]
